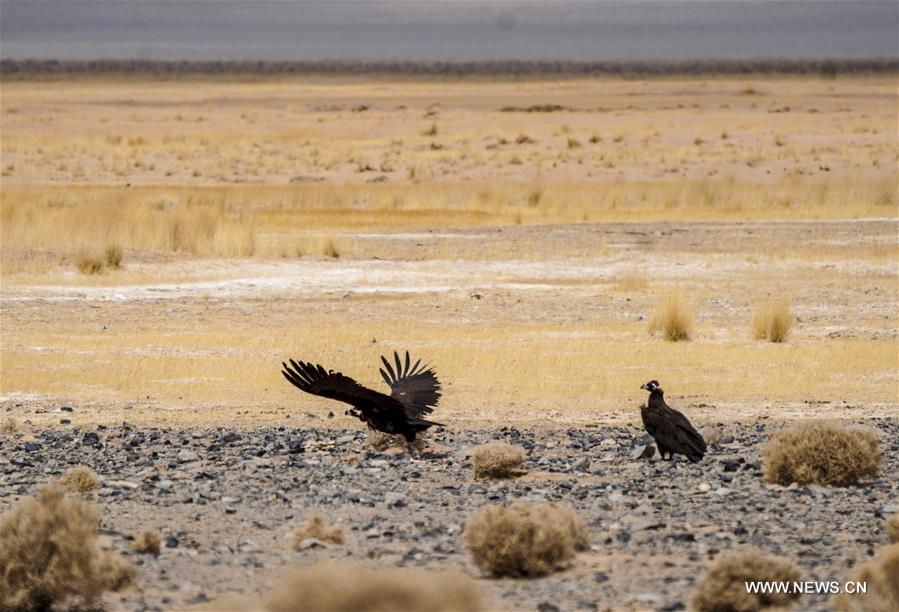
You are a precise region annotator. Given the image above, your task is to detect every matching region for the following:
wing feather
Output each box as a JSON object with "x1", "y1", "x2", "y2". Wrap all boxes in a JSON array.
[
  {"x1": 281, "y1": 359, "x2": 398, "y2": 411},
  {"x1": 379, "y1": 351, "x2": 442, "y2": 419}
]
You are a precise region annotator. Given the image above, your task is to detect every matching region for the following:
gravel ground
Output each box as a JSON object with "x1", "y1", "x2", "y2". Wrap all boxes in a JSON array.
[{"x1": 1, "y1": 417, "x2": 897, "y2": 611}]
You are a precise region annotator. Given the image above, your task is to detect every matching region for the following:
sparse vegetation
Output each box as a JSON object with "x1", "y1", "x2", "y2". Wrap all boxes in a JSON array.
[
  {"x1": 266, "y1": 563, "x2": 484, "y2": 612},
  {"x1": 0, "y1": 483, "x2": 134, "y2": 611},
  {"x1": 76, "y1": 249, "x2": 106, "y2": 275},
  {"x1": 836, "y1": 544, "x2": 899, "y2": 612},
  {"x1": 649, "y1": 292, "x2": 694, "y2": 342},
  {"x1": 463, "y1": 502, "x2": 587, "y2": 577},
  {"x1": 422, "y1": 123, "x2": 438, "y2": 137},
  {"x1": 692, "y1": 548, "x2": 801, "y2": 612},
  {"x1": 132, "y1": 530, "x2": 161, "y2": 555},
  {"x1": 291, "y1": 515, "x2": 345, "y2": 547},
  {"x1": 471, "y1": 442, "x2": 527, "y2": 479},
  {"x1": 753, "y1": 300, "x2": 793, "y2": 342},
  {"x1": 57, "y1": 465, "x2": 99, "y2": 493},
  {"x1": 763, "y1": 421, "x2": 881, "y2": 486}
]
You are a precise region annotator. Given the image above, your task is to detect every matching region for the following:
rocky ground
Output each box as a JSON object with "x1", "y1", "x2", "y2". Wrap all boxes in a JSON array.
[{"x1": 1, "y1": 417, "x2": 897, "y2": 611}]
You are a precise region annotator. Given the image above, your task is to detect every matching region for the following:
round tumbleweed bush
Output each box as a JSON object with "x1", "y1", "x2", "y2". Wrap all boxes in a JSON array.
[
  {"x1": 266, "y1": 563, "x2": 484, "y2": 612},
  {"x1": 463, "y1": 502, "x2": 587, "y2": 578},
  {"x1": 763, "y1": 421, "x2": 881, "y2": 487},
  {"x1": 692, "y1": 548, "x2": 802, "y2": 612}
]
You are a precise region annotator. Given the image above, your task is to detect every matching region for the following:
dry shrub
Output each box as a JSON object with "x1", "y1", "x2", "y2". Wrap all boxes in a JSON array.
[
  {"x1": 76, "y1": 249, "x2": 105, "y2": 275},
  {"x1": 886, "y1": 515, "x2": 899, "y2": 544},
  {"x1": 57, "y1": 465, "x2": 99, "y2": 493},
  {"x1": 0, "y1": 483, "x2": 135, "y2": 610},
  {"x1": 104, "y1": 244, "x2": 123, "y2": 268},
  {"x1": 649, "y1": 292, "x2": 693, "y2": 341},
  {"x1": 753, "y1": 300, "x2": 792, "y2": 342},
  {"x1": 836, "y1": 544, "x2": 899, "y2": 612},
  {"x1": 266, "y1": 563, "x2": 483, "y2": 612},
  {"x1": 692, "y1": 548, "x2": 801, "y2": 612},
  {"x1": 2, "y1": 416, "x2": 19, "y2": 434},
  {"x1": 366, "y1": 430, "x2": 427, "y2": 452},
  {"x1": 463, "y1": 502, "x2": 588, "y2": 577},
  {"x1": 290, "y1": 515, "x2": 345, "y2": 547},
  {"x1": 322, "y1": 237, "x2": 340, "y2": 258},
  {"x1": 133, "y1": 530, "x2": 161, "y2": 555},
  {"x1": 763, "y1": 421, "x2": 881, "y2": 486},
  {"x1": 471, "y1": 442, "x2": 527, "y2": 479}
]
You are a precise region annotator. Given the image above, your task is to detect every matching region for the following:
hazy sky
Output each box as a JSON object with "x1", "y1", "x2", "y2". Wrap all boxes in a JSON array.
[{"x1": 1, "y1": 1, "x2": 897, "y2": 61}]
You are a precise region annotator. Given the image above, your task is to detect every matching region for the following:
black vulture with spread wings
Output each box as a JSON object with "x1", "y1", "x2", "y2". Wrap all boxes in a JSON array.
[
  {"x1": 639, "y1": 380, "x2": 706, "y2": 462},
  {"x1": 281, "y1": 351, "x2": 442, "y2": 442}
]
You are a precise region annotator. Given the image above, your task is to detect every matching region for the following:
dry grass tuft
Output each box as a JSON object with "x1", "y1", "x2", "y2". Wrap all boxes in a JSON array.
[
  {"x1": 463, "y1": 502, "x2": 588, "y2": 577},
  {"x1": 365, "y1": 430, "x2": 428, "y2": 452},
  {"x1": 649, "y1": 292, "x2": 694, "y2": 341},
  {"x1": 132, "y1": 530, "x2": 161, "y2": 556},
  {"x1": 753, "y1": 300, "x2": 793, "y2": 342},
  {"x1": 836, "y1": 543, "x2": 899, "y2": 612},
  {"x1": 76, "y1": 249, "x2": 106, "y2": 275},
  {"x1": 692, "y1": 548, "x2": 801, "y2": 612},
  {"x1": 290, "y1": 515, "x2": 345, "y2": 547},
  {"x1": 471, "y1": 442, "x2": 527, "y2": 479},
  {"x1": 322, "y1": 237, "x2": 341, "y2": 258},
  {"x1": 763, "y1": 421, "x2": 881, "y2": 487},
  {"x1": 2, "y1": 416, "x2": 19, "y2": 434},
  {"x1": 57, "y1": 465, "x2": 100, "y2": 493},
  {"x1": 0, "y1": 483, "x2": 135, "y2": 610},
  {"x1": 104, "y1": 244, "x2": 123, "y2": 268},
  {"x1": 266, "y1": 563, "x2": 483, "y2": 612},
  {"x1": 886, "y1": 515, "x2": 899, "y2": 544}
]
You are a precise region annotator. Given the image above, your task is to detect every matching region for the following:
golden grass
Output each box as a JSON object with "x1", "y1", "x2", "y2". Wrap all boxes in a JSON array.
[
  {"x1": 836, "y1": 544, "x2": 899, "y2": 612},
  {"x1": 471, "y1": 442, "x2": 527, "y2": 479},
  {"x1": 463, "y1": 502, "x2": 587, "y2": 577},
  {"x1": 290, "y1": 516, "x2": 345, "y2": 547},
  {"x1": 266, "y1": 563, "x2": 484, "y2": 612},
  {"x1": 2, "y1": 315, "x2": 896, "y2": 426},
  {"x1": 132, "y1": 530, "x2": 161, "y2": 556},
  {"x1": 57, "y1": 465, "x2": 99, "y2": 493},
  {"x1": 0, "y1": 483, "x2": 134, "y2": 610},
  {"x1": 649, "y1": 292, "x2": 693, "y2": 342},
  {"x1": 763, "y1": 421, "x2": 881, "y2": 486},
  {"x1": 753, "y1": 300, "x2": 793, "y2": 342},
  {"x1": 692, "y1": 548, "x2": 801, "y2": 612}
]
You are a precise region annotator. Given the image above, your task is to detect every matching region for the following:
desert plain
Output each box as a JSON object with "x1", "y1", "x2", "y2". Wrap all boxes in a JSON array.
[{"x1": 0, "y1": 73, "x2": 897, "y2": 610}]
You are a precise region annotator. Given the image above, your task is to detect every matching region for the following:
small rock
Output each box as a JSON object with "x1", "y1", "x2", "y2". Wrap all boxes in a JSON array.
[
  {"x1": 296, "y1": 538, "x2": 325, "y2": 551},
  {"x1": 82, "y1": 432, "x2": 101, "y2": 447},
  {"x1": 630, "y1": 444, "x2": 655, "y2": 460},
  {"x1": 177, "y1": 449, "x2": 200, "y2": 463},
  {"x1": 538, "y1": 602, "x2": 560, "y2": 612},
  {"x1": 384, "y1": 492, "x2": 406, "y2": 508}
]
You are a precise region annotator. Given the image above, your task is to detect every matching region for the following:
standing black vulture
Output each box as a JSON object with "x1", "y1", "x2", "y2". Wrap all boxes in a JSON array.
[
  {"x1": 281, "y1": 351, "x2": 442, "y2": 442},
  {"x1": 639, "y1": 380, "x2": 706, "y2": 462}
]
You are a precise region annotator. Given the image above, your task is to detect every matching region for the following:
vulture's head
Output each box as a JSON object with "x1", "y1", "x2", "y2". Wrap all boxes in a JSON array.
[
  {"x1": 640, "y1": 380, "x2": 661, "y2": 393},
  {"x1": 345, "y1": 408, "x2": 362, "y2": 420}
]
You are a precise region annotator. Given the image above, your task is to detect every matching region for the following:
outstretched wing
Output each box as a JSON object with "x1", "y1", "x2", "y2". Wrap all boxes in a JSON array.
[
  {"x1": 282, "y1": 359, "x2": 398, "y2": 411},
  {"x1": 379, "y1": 350, "x2": 441, "y2": 419}
]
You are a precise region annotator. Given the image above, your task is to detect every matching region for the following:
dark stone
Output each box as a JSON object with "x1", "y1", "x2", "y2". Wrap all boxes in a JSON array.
[{"x1": 82, "y1": 432, "x2": 101, "y2": 447}]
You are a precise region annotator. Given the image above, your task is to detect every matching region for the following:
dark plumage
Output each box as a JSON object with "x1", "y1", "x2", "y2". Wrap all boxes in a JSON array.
[
  {"x1": 281, "y1": 351, "x2": 442, "y2": 442},
  {"x1": 639, "y1": 380, "x2": 706, "y2": 462}
]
